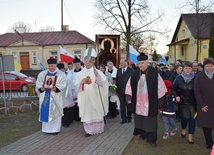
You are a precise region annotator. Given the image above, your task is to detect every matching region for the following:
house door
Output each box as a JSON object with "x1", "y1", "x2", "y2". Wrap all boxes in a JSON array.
[{"x1": 20, "y1": 52, "x2": 30, "y2": 70}]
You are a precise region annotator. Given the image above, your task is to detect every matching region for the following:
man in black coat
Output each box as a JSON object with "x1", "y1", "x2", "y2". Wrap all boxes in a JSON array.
[
  {"x1": 126, "y1": 53, "x2": 167, "y2": 147},
  {"x1": 192, "y1": 62, "x2": 201, "y2": 76},
  {"x1": 159, "y1": 63, "x2": 172, "y2": 80},
  {"x1": 72, "y1": 57, "x2": 82, "y2": 122},
  {"x1": 116, "y1": 59, "x2": 134, "y2": 124}
]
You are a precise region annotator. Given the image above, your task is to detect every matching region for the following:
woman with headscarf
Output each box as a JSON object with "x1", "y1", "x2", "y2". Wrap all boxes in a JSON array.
[
  {"x1": 194, "y1": 58, "x2": 214, "y2": 149},
  {"x1": 172, "y1": 61, "x2": 196, "y2": 144}
]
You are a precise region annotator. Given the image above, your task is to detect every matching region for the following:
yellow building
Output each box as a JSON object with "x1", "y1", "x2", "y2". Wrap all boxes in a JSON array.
[{"x1": 167, "y1": 13, "x2": 214, "y2": 63}]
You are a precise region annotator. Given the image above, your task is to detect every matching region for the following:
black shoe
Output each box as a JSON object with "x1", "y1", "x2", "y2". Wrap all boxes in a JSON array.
[
  {"x1": 181, "y1": 134, "x2": 186, "y2": 138},
  {"x1": 188, "y1": 141, "x2": 194, "y2": 144},
  {"x1": 149, "y1": 142, "x2": 157, "y2": 147},
  {"x1": 139, "y1": 135, "x2": 146, "y2": 140},
  {"x1": 84, "y1": 133, "x2": 92, "y2": 137},
  {"x1": 116, "y1": 110, "x2": 119, "y2": 115},
  {"x1": 127, "y1": 119, "x2": 132, "y2": 123},
  {"x1": 176, "y1": 118, "x2": 181, "y2": 122},
  {"x1": 133, "y1": 128, "x2": 138, "y2": 136},
  {"x1": 75, "y1": 118, "x2": 81, "y2": 122},
  {"x1": 63, "y1": 124, "x2": 69, "y2": 128},
  {"x1": 206, "y1": 145, "x2": 212, "y2": 149},
  {"x1": 46, "y1": 132, "x2": 59, "y2": 135},
  {"x1": 120, "y1": 120, "x2": 127, "y2": 124}
]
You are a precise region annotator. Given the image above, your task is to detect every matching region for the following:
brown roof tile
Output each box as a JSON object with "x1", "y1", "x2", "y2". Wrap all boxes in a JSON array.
[{"x1": 0, "y1": 30, "x2": 94, "y2": 47}]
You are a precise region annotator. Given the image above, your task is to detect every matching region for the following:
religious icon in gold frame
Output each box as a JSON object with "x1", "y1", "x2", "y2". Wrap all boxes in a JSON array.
[{"x1": 43, "y1": 75, "x2": 57, "y2": 89}]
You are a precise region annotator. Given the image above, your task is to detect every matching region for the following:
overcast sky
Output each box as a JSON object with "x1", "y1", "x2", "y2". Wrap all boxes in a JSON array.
[{"x1": 0, "y1": 0, "x2": 209, "y2": 54}]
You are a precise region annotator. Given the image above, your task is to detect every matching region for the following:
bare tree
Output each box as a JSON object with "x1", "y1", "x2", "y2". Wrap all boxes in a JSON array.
[
  {"x1": 39, "y1": 26, "x2": 55, "y2": 32},
  {"x1": 179, "y1": 0, "x2": 214, "y2": 61},
  {"x1": 130, "y1": 34, "x2": 145, "y2": 51},
  {"x1": 93, "y1": 0, "x2": 165, "y2": 58},
  {"x1": 121, "y1": 26, "x2": 146, "y2": 51},
  {"x1": 185, "y1": 0, "x2": 213, "y2": 13},
  {"x1": 8, "y1": 21, "x2": 32, "y2": 33}
]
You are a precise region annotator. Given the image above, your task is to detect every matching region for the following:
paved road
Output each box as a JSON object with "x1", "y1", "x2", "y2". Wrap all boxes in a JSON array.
[{"x1": 0, "y1": 116, "x2": 134, "y2": 155}]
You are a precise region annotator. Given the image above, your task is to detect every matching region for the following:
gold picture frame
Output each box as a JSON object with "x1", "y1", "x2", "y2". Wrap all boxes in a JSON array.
[{"x1": 43, "y1": 75, "x2": 57, "y2": 89}]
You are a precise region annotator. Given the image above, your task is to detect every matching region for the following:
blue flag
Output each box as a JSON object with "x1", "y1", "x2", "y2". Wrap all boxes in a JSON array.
[
  {"x1": 129, "y1": 45, "x2": 139, "y2": 64},
  {"x1": 161, "y1": 55, "x2": 168, "y2": 65},
  {"x1": 37, "y1": 58, "x2": 45, "y2": 71}
]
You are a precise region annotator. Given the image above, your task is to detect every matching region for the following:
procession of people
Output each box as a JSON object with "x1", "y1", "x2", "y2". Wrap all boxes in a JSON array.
[{"x1": 35, "y1": 48, "x2": 214, "y2": 150}]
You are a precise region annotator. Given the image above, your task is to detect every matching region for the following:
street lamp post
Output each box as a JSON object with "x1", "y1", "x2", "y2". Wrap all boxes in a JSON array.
[{"x1": 15, "y1": 29, "x2": 24, "y2": 46}]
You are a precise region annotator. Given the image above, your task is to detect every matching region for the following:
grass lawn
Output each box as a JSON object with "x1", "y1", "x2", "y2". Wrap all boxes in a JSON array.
[
  {"x1": 123, "y1": 117, "x2": 212, "y2": 155},
  {"x1": 0, "y1": 111, "x2": 41, "y2": 148}
]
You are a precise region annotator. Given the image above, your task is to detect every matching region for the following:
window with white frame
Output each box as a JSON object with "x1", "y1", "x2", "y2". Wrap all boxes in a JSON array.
[
  {"x1": 12, "y1": 52, "x2": 17, "y2": 60},
  {"x1": 74, "y1": 50, "x2": 82, "y2": 59},
  {"x1": 50, "y1": 51, "x2": 58, "y2": 61},
  {"x1": 32, "y1": 52, "x2": 37, "y2": 64}
]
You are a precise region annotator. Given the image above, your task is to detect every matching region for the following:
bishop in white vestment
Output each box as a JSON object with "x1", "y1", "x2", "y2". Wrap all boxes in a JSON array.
[{"x1": 73, "y1": 48, "x2": 109, "y2": 137}]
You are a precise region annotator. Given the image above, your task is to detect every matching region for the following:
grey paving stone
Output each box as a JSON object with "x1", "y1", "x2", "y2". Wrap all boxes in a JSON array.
[{"x1": 0, "y1": 116, "x2": 133, "y2": 155}]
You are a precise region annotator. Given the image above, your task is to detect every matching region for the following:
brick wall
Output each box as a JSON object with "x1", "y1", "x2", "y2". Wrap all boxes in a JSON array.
[{"x1": 0, "y1": 97, "x2": 39, "y2": 115}]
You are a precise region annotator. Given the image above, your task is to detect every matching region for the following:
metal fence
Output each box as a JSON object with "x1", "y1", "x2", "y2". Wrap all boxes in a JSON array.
[
  {"x1": 0, "y1": 84, "x2": 37, "y2": 100},
  {"x1": 0, "y1": 90, "x2": 37, "y2": 100}
]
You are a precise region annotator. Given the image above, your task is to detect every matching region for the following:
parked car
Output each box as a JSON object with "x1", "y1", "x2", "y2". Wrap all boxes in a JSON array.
[{"x1": 0, "y1": 71, "x2": 36, "y2": 92}]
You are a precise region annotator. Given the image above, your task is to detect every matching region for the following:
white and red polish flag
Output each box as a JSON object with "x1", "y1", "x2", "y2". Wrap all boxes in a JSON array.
[{"x1": 60, "y1": 46, "x2": 74, "y2": 63}]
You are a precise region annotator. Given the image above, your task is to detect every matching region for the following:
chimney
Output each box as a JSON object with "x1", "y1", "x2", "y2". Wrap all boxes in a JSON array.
[{"x1": 62, "y1": 25, "x2": 69, "y2": 32}]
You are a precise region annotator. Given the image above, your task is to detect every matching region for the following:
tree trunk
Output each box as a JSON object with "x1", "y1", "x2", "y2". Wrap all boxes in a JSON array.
[
  {"x1": 126, "y1": 0, "x2": 131, "y2": 60},
  {"x1": 196, "y1": 39, "x2": 199, "y2": 61}
]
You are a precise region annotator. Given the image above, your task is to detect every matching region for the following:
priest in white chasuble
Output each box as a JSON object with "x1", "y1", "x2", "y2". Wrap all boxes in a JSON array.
[
  {"x1": 36, "y1": 56, "x2": 67, "y2": 134},
  {"x1": 73, "y1": 47, "x2": 109, "y2": 137}
]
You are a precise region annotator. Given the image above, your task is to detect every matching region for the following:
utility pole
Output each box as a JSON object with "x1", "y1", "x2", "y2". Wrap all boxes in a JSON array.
[
  {"x1": 61, "y1": 0, "x2": 63, "y2": 32},
  {"x1": 61, "y1": 0, "x2": 64, "y2": 47}
]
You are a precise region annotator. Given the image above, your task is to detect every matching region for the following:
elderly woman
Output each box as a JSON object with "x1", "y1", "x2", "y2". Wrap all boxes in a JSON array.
[
  {"x1": 172, "y1": 61, "x2": 196, "y2": 144},
  {"x1": 194, "y1": 58, "x2": 214, "y2": 149},
  {"x1": 99, "y1": 64, "x2": 113, "y2": 84}
]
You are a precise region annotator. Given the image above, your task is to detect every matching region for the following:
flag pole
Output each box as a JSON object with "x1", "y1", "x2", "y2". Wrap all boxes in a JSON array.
[
  {"x1": 86, "y1": 47, "x2": 109, "y2": 131},
  {"x1": 93, "y1": 65, "x2": 109, "y2": 132}
]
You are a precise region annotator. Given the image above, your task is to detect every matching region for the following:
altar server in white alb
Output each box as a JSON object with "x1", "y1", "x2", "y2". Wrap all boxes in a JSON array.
[
  {"x1": 57, "y1": 63, "x2": 75, "y2": 128},
  {"x1": 106, "y1": 60, "x2": 118, "y2": 82},
  {"x1": 36, "y1": 56, "x2": 67, "y2": 134},
  {"x1": 73, "y1": 47, "x2": 109, "y2": 137}
]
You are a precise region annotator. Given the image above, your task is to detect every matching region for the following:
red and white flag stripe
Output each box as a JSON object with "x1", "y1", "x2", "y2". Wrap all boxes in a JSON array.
[{"x1": 60, "y1": 46, "x2": 74, "y2": 63}]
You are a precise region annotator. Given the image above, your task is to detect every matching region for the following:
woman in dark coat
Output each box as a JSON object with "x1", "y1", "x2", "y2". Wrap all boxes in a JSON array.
[
  {"x1": 194, "y1": 58, "x2": 214, "y2": 149},
  {"x1": 172, "y1": 61, "x2": 196, "y2": 144}
]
